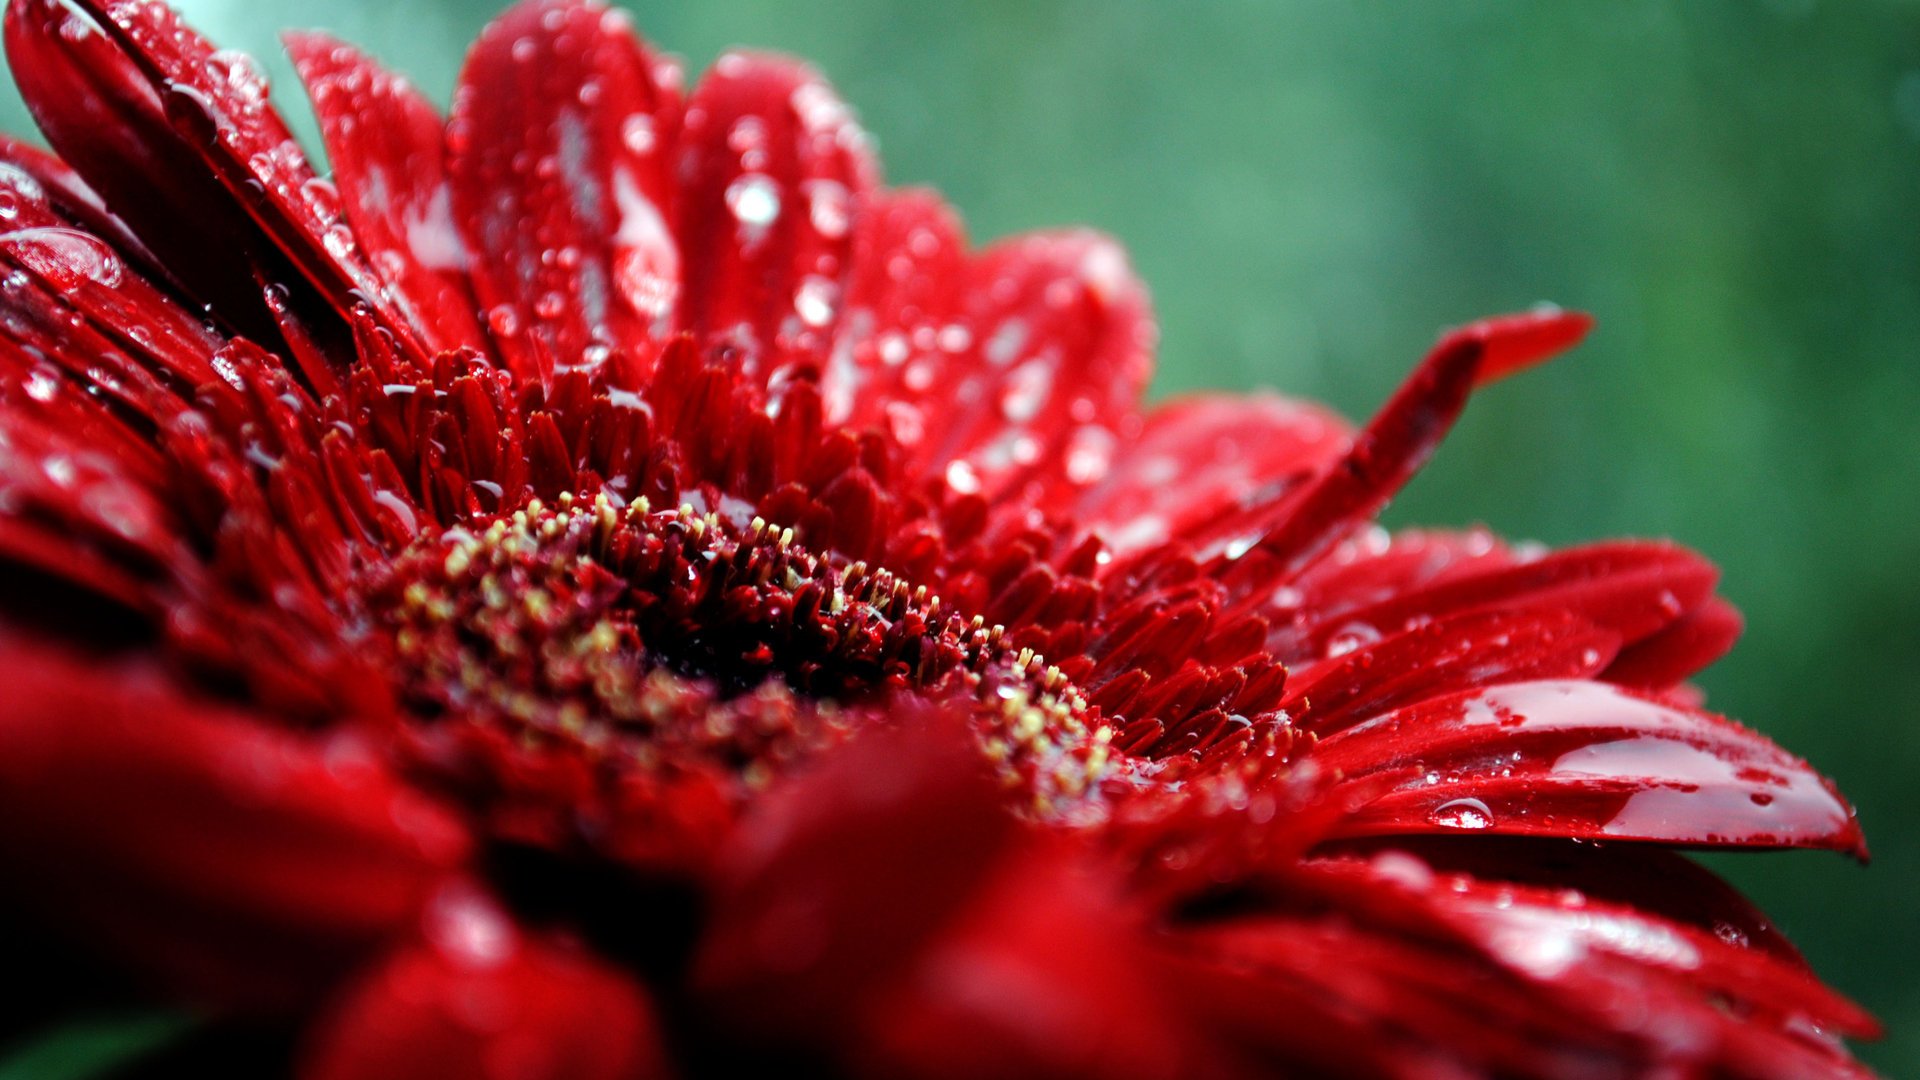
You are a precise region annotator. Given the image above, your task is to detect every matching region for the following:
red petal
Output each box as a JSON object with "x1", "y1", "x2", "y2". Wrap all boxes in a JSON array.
[
  {"x1": 449, "y1": 0, "x2": 683, "y2": 384},
  {"x1": 695, "y1": 710, "x2": 1019, "y2": 1052},
  {"x1": 0, "y1": 640, "x2": 470, "y2": 1009},
  {"x1": 1314, "y1": 679, "x2": 1865, "y2": 856},
  {"x1": 302, "y1": 896, "x2": 666, "y2": 1080},
  {"x1": 1604, "y1": 594, "x2": 1743, "y2": 690},
  {"x1": 824, "y1": 187, "x2": 966, "y2": 428},
  {"x1": 1282, "y1": 540, "x2": 1719, "y2": 665},
  {"x1": 1216, "y1": 308, "x2": 1590, "y2": 585},
  {"x1": 288, "y1": 33, "x2": 485, "y2": 355},
  {"x1": 11, "y1": 0, "x2": 420, "y2": 367},
  {"x1": 1284, "y1": 608, "x2": 1620, "y2": 737},
  {"x1": 4, "y1": 0, "x2": 281, "y2": 344},
  {"x1": 855, "y1": 846, "x2": 1194, "y2": 1080},
  {"x1": 918, "y1": 231, "x2": 1156, "y2": 501},
  {"x1": 674, "y1": 50, "x2": 875, "y2": 373},
  {"x1": 1077, "y1": 392, "x2": 1351, "y2": 559},
  {"x1": 0, "y1": 161, "x2": 227, "y2": 393}
]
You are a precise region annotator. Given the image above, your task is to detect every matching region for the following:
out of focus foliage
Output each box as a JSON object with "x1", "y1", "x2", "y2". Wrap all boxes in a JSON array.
[{"x1": 1, "y1": 0, "x2": 1913, "y2": 1073}]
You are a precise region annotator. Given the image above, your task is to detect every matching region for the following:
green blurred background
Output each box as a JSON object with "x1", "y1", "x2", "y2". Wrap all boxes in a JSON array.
[{"x1": 1, "y1": 0, "x2": 1915, "y2": 1074}]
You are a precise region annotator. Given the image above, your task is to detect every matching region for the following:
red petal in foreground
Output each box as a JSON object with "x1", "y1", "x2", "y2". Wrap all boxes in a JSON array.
[
  {"x1": 0, "y1": 640, "x2": 470, "y2": 1009},
  {"x1": 302, "y1": 891, "x2": 666, "y2": 1080},
  {"x1": 449, "y1": 0, "x2": 683, "y2": 382},
  {"x1": 1315, "y1": 679, "x2": 1865, "y2": 856}
]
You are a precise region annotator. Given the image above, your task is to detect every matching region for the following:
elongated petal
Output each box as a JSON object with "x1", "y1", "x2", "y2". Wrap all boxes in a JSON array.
[
  {"x1": 0, "y1": 640, "x2": 470, "y2": 1009},
  {"x1": 1215, "y1": 309, "x2": 1591, "y2": 587},
  {"x1": 1604, "y1": 594, "x2": 1743, "y2": 690},
  {"x1": 1284, "y1": 609, "x2": 1620, "y2": 737},
  {"x1": 1314, "y1": 679, "x2": 1864, "y2": 855},
  {"x1": 918, "y1": 231, "x2": 1155, "y2": 501},
  {"x1": 4, "y1": 0, "x2": 281, "y2": 344},
  {"x1": 288, "y1": 33, "x2": 485, "y2": 355},
  {"x1": 1164, "y1": 852, "x2": 1875, "y2": 1078},
  {"x1": 302, "y1": 894, "x2": 666, "y2": 1080},
  {"x1": 823, "y1": 187, "x2": 965, "y2": 428},
  {"x1": 9, "y1": 0, "x2": 422, "y2": 371},
  {"x1": 675, "y1": 49, "x2": 874, "y2": 373},
  {"x1": 1078, "y1": 393, "x2": 1350, "y2": 559},
  {"x1": 449, "y1": 0, "x2": 683, "y2": 382},
  {"x1": 1278, "y1": 540, "x2": 1719, "y2": 665}
]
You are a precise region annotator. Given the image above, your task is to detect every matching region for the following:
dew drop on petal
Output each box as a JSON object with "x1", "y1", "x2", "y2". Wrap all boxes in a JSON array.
[
  {"x1": 1429, "y1": 797, "x2": 1496, "y2": 830},
  {"x1": 726, "y1": 173, "x2": 782, "y2": 233}
]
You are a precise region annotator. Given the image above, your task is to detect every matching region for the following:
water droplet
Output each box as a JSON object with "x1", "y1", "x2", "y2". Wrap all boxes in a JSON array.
[
  {"x1": 725, "y1": 173, "x2": 781, "y2": 237},
  {"x1": 944, "y1": 459, "x2": 982, "y2": 495},
  {"x1": 793, "y1": 275, "x2": 839, "y2": 327},
  {"x1": 620, "y1": 113, "x2": 657, "y2": 154},
  {"x1": 803, "y1": 178, "x2": 851, "y2": 238},
  {"x1": 322, "y1": 222, "x2": 357, "y2": 260},
  {"x1": 1429, "y1": 797, "x2": 1495, "y2": 830},
  {"x1": 0, "y1": 226, "x2": 124, "y2": 289},
  {"x1": 486, "y1": 304, "x2": 522, "y2": 337}
]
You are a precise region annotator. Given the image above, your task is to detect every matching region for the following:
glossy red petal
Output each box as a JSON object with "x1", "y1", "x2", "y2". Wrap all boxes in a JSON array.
[
  {"x1": 302, "y1": 894, "x2": 666, "y2": 1080},
  {"x1": 823, "y1": 187, "x2": 966, "y2": 429},
  {"x1": 1281, "y1": 539, "x2": 1720, "y2": 665},
  {"x1": 1217, "y1": 308, "x2": 1590, "y2": 586},
  {"x1": 1604, "y1": 594, "x2": 1744, "y2": 690},
  {"x1": 1171, "y1": 852, "x2": 1876, "y2": 1078},
  {"x1": 449, "y1": 0, "x2": 683, "y2": 383},
  {"x1": 1077, "y1": 392, "x2": 1351, "y2": 560},
  {"x1": 0, "y1": 160, "x2": 228, "y2": 394},
  {"x1": 0, "y1": 640, "x2": 470, "y2": 1010},
  {"x1": 1284, "y1": 608, "x2": 1620, "y2": 737},
  {"x1": 0, "y1": 133, "x2": 168, "y2": 278},
  {"x1": 674, "y1": 49, "x2": 875, "y2": 375},
  {"x1": 1315, "y1": 679, "x2": 1864, "y2": 856},
  {"x1": 4, "y1": 0, "x2": 279, "y2": 345},
  {"x1": 288, "y1": 33, "x2": 485, "y2": 355},
  {"x1": 915, "y1": 231, "x2": 1156, "y2": 501},
  {"x1": 13, "y1": 0, "x2": 420, "y2": 366}
]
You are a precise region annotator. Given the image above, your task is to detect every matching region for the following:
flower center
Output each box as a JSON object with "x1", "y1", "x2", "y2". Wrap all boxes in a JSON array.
[{"x1": 368, "y1": 493, "x2": 1119, "y2": 809}]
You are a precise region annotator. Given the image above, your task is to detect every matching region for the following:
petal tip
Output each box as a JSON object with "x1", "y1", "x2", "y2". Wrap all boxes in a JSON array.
[{"x1": 1463, "y1": 305, "x2": 1595, "y2": 386}]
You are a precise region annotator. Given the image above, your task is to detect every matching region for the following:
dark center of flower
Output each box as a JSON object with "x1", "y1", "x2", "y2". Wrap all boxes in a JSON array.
[{"x1": 368, "y1": 492, "x2": 1120, "y2": 809}]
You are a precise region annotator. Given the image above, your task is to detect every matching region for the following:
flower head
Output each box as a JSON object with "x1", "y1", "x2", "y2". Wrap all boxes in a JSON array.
[{"x1": 0, "y1": 0, "x2": 1875, "y2": 1076}]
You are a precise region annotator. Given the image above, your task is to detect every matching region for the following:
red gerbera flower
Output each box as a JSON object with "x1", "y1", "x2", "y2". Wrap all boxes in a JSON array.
[{"x1": 0, "y1": 1, "x2": 1876, "y2": 1077}]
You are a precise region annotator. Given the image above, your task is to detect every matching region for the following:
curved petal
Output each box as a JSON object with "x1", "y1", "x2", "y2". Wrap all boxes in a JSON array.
[
  {"x1": 1273, "y1": 540, "x2": 1719, "y2": 666},
  {"x1": 1314, "y1": 679, "x2": 1864, "y2": 856},
  {"x1": 917, "y1": 230, "x2": 1156, "y2": 502},
  {"x1": 301, "y1": 892, "x2": 666, "y2": 1080},
  {"x1": 1210, "y1": 309, "x2": 1591, "y2": 588},
  {"x1": 0, "y1": 640, "x2": 470, "y2": 1009},
  {"x1": 695, "y1": 711, "x2": 1017, "y2": 1049},
  {"x1": 1078, "y1": 392, "x2": 1351, "y2": 560},
  {"x1": 288, "y1": 33, "x2": 485, "y2": 355},
  {"x1": 1604, "y1": 594, "x2": 1743, "y2": 691},
  {"x1": 7, "y1": 0, "x2": 419, "y2": 371},
  {"x1": 823, "y1": 187, "x2": 965, "y2": 428},
  {"x1": 674, "y1": 49, "x2": 875, "y2": 374},
  {"x1": 448, "y1": 0, "x2": 683, "y2": 383},
  {"x1": 1162, "y1": 852, "x2": 1876, "y2": 1079},
  {"x1": 4, "y1": 0, "x2": 285, "y2": 347},
  {"x1": 1284, "y1": 608, "x2": 1620, "y2": 737}
]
